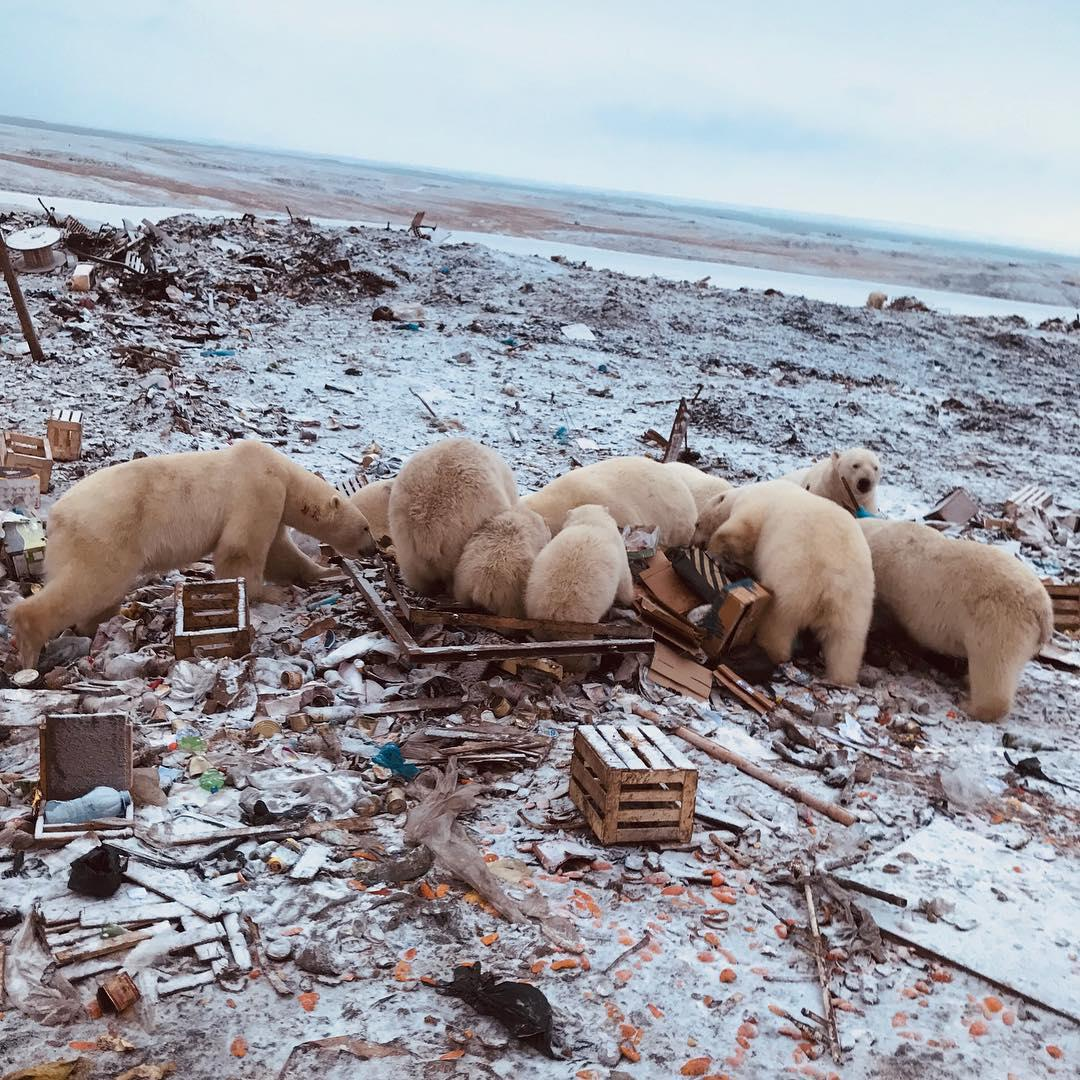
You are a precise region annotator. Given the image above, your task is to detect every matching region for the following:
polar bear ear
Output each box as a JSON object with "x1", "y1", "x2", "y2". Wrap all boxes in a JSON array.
[
  {"x1": 329, "y1": 494, "x2": 342, "y2": 510},
  {"x1": 831, "y1": 450, "x2": 840, "y2": 463}
]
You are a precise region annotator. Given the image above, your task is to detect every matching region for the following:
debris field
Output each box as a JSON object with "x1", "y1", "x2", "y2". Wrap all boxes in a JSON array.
[{"x1": 1, "y1": 206, "x2": 1079, "y2": 1080}]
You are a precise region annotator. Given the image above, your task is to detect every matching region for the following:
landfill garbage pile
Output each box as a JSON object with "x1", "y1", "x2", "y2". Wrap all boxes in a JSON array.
[{"x1": 1, "y1": 205, "x2": 1079, "y2": 1079}]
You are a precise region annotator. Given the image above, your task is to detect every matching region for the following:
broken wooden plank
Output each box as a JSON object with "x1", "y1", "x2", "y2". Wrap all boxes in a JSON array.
[
  {"x1": 80, "y1": 901, "x2": 187, "y2": 929},
  {"x1": 157, "y1": 813, "x2": 373, "y2": 847},
  {"x1": 54, "y1": 921, "x2": 171, "y2": 966},
  {"x1": 223, "y1": 911, "x2": 252, "y2": 972},
  {"x1": 157, "y1": 969, "x2": 217, "y2": 997},
  {"x1": 289, "y1": 842, "x2": 331, "y2": 882},
  {"x1": 123, "y1": 862, "x2": 222, "y2": 920}
]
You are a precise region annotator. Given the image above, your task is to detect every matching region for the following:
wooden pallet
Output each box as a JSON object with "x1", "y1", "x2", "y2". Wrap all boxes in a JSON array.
[
  {"x1": 173, "y1": 578, "x2": 253, "y2": 659},
  {"x1": 47, "y1": 408, "x2": 83, "y2": 461},
  {"x1": 1006, "y1": 484, "x2": 1053, "y2": 516},
  {"x1": 570, "y1": 724, "x2": 697, "y2": 844},
  {"x1": 0, "y1": 431, "x2": 53, "y2": 493},
  {"x1": 1043, "y1": 580, "x2": 1080, "y2": 631}
]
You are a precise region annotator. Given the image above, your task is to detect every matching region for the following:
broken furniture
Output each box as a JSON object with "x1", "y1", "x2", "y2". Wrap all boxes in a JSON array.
[
  {"x1": 36, "y1": 712, "x2": 134, "y2": 845},
  {"x1": 408, "y1": 211, "x2": 435, "y2": 239},
  {"x1": 0, "y1": 430, "x2": 53, "y2": 493},
  {"x1": 173, "y1": 578, "x2": 253, "y2": 659},
  {"x1": 1043, "y1": 579, "x2": 1079, "y2": 632},
  {"x1": 570, "y1": 724, "x2": 698, "y2": 844},
  {"x1": 341, "y1": 556, "x2": 654, "y2": 666},
  {"x1": 46, "y1": 407, "x2": 83, "y2": 461}
]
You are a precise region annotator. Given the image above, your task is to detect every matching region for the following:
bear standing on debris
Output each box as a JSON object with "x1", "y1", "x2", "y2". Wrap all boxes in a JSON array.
[
  {"x1": 8, "y1": 442, "x2": 375, "y2": 671},
  {"x1": 389, "y1": 438, "x2": 519, "y2": 596},
  {"x1": 454, "y1": 507, "x2": 551, "y2": 618},
  {"x1": 697, "y1": 480, "x2": 874, "y2": 685},
  {"x1": 525, "y1": 504, "x2": 633, "y2": 624},
  {"x1": 348, "y1": 478, "x2": 394, "y2": 544},
  {"x1": 859, "y1": 519, "x2": 1053, "y2": 721},
  {"x1": 523, "y1": 457, "x2": 697, "y2": 543},
  {"x1": 662, "y1": 461, "x2": 733, "y2": 516},
  {"x1": 783, "y1": 448, "x2": 881, "y2": 514}
]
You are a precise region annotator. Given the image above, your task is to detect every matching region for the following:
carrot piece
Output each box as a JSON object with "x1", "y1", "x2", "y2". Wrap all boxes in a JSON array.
[
  {"x1": 619, "y1": 1043, "x2": 641, "y2": 1063},
  {"x1": 419, "y1": 881, "x2": 436, "y2": 899},
  {"x1": 481, "y1": 932, "x2": 499, "y2": 946},
  {"x1": 968, "y1": 1019, "x2": 988, "y2": 1037},
  {"x1": 435, "y1": 883, "x2": 449, "y2": 898},
  {"x1": 719, "y1": 968, "x2": 737, "y2": 983},
  {"x1": 230, "y1": 1036, "x2": 248, "y2": 1057},
  {"x1": 648, "y1": 1002, "x2": 664, "y2": 1019},
  {"x1": 552, "y1": 958, "x2": 578, "y2": 971},
  {"x1": 531, "y1": 960, "x2": 547, "y2": 974},
  {"x1": 1047, "y1": 1046, "x2": 1064, "y2": 1059},
  {"x1": 440, "y1": 1049, "x2": 466, "y2": 1060},
  {"x1": 983, "y1": 995, "x2": 1003, "y2": 1013},
  {"x1": 681, "y1": 1057, "x2": 712, "y2": 1075}
]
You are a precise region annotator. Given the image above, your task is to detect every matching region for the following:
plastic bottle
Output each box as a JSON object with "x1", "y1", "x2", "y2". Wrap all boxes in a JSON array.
[{"x1": 44, "y1": 786, "x2": 131, "y2": 824}]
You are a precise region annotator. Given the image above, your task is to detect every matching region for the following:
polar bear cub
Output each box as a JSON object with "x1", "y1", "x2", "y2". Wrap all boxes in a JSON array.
[
  {"x1": 454, "y1": 507, "x2": 551, "y2": 617},
  {"x1": 389, "y1": 438, "x2": 519, "y2": 595},
  {"x1": 698, "y1": 480, "x2": 874, "y2": 685},
  {"x1": 522, "y1": 456, "x2": 696, "y2": 544},
  {"x1": 8, "y1": 442, "x2": 375, "y2": 671},
  {"x1": 859, "y1": 519, "x2": 1053, "y2": 722},
  {"x1": 662, "y1": 461, "x2": 733, "y2": 516},
  {"x1": 348, "y1": 478, "x2": 394, "y2": 544},
  {"x1": 784, "y1": 448, "x2": 881, "y2": 513},
  {"x1": 525, "y1": 504, "x2": 634, "y2": 623}
]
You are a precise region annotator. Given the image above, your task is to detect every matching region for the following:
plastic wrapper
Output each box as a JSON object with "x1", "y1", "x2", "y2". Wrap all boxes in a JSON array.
[{"x1": 2, "y1": 911, "x2": 84, "y2": 1026}]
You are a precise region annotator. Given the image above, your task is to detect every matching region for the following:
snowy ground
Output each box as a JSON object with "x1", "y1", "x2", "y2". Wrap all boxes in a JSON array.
[{"x1": 1, "y1": 207, "x2": 1079, "y2": 1079}]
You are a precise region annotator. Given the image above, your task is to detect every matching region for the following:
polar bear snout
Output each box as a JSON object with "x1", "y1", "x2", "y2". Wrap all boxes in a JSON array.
[{"x1": 857, "y1": 477, "x2": 871, "y2": 494}]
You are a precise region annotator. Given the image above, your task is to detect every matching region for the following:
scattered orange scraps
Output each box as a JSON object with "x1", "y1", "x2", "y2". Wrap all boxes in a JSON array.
[
  {"x1": 648, "y1": 1003, "x2": 664, "y2": 1019},
  {"x1": 719, "y1": 968, "x2": 737, "y2": 983},
  {"x1": 230, "y1": 1036, "x2": 248, "y2": 1057},
  {"x1": 551, "y1": 958, "x2": 578, "y2": 971},
  {"x1": 1047, "y1": 1046, "x2": 1064, "y2": 1060},
  {"x1": 680, "y1": 1057, "x2": 712, "y2": 1076},
  {"x1": 983, "y1": 996, "x2": 1003, "y2": 1013},
  {"x1": 298, "y1": 991, "x2": 319, "y2": 1012},
  {"x1": 481, "y1": 933, "x2": 499, "y2": 946},
  {"x1": 968, "y1": 1020, "x2": 988, "y2": 1037},
  {"x1": 440, "y1": 1049, "x2": 466, "y2": 1060}
]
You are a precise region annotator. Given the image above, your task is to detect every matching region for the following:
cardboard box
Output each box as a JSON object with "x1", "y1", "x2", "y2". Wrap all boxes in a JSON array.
[
  {"x1": 647, "y1": 642, "x2": 713, "y2": 701},
  {"x1": 639, "y1": 550, "x2": 700, "y2": 616},
  {"x1": 0, "y1": 432, "x2": 53, "y2": 494},
  {"x1": 701, "y1": 581, "x2": 772, "y2": 658}
]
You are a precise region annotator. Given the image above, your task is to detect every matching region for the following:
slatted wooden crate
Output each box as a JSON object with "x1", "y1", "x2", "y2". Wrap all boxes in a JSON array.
[
  {"x1": 570, "y1": 724, "x2": 697, "y2": 844},
  {"x1": 0, "y1": 431, "x2": 53, "y2": 493},
  {"x1": 46, "y1": 408, "x2": 83, "y2": 461},
  {"x1": 1006, "y1": 484, "x2": 1053, "y2": 516},
  {"x1": 1043, "y1": 580, "x2": 1080, "y2": 631},
  {"x1": 174, "y1": 578, "x2": 253, "y2": 659}
]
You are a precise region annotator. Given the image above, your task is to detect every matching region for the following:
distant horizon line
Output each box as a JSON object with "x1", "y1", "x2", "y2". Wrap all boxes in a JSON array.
[{"x1": 2, "y1": 111, "x2": 1077, "y2": 260}]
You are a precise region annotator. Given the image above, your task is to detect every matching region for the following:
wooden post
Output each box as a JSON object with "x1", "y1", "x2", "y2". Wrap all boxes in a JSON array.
[{"x1": 0, "y1": 231, "x2": 45, "y2": 362}]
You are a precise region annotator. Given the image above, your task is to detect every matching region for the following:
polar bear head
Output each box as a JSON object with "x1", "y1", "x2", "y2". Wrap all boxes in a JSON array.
[
  {"x1": 693, "y1": 489, "x2": 737, "y2": 546},
  {"x1": 832, "y1": 448, "x2": 880, "y2": 507},
  {"x1": 319, "y1": 494, "x2": 377, "y2": 557}
]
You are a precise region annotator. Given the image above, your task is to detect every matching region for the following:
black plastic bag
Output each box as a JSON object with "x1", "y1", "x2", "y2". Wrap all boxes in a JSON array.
[
  {"x1": 436, "y1": 962, "x2": 557, "y2": 1058},
  {"x1": 68, "y1": 845, "x2": 127, "y2": 898}
]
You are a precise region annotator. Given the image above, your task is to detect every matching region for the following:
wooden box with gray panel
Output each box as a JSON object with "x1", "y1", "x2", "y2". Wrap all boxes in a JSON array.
[
  {"x1": 570, "y1": 724, "x2": 697, "y2": 844},
  {"x1": 47, "y1": 408, "x2": 83, "y2": 461}
]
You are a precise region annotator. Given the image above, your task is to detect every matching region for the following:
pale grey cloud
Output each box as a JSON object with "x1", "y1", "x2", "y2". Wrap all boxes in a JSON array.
[{"x1": 2, "y1": 0, "x2": 1078, "y2": 251}]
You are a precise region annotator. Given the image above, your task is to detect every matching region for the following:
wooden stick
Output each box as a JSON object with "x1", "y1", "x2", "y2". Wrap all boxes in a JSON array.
[
  {"x1": 711, "y1": 834, "x2": 752, "y2": 868},
  {"x1": 155, "y1": 813, "x2": 373, "y2": 847},
  {"x1": 672, "y1": 726, "x2": 857, "y2": 826},
  {"x1": 0, "y1": 232, "x2": 45, "y2": 362},
  {"x1": 803, "y1": 877, "x2": 843, "y2": 1065},
  {"x1": 831, "y1": 875, "x2": 908, "y2": 908},
  {"x1": 602, "y1": 932, "x2": 652, "y2": 974}
]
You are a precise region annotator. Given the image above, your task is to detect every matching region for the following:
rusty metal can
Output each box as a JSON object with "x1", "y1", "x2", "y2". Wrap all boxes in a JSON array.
[{"x1": 97, "y1": 970, "x2": 140, "y2": 1013}]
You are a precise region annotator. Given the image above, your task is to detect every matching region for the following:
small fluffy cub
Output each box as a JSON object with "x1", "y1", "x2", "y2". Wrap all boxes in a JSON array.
[
  {"x1": 389, "y1": 438, "x2": 518, "y2": 595},
  {"x1": 698, "y1": 480, "x2": 874, "y2": 685},
  {"x1": 784, "y1": 448, "x2": 881, "y2": 513},
  {"x1": 859, "y1": 519, "x2": 1053, "y2": 721},
  {"x1": 454, "y1": 508, "x2": 551, "y2": 617},
  {"x1": 525, "y1": 504, "x2": 633, "y2": 623}
]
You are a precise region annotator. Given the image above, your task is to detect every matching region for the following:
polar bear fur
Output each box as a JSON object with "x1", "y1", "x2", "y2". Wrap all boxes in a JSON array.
[
  {"x1": 662, "y1": 461, "x2": 733, "y2": 516},
  {"x1": 8, "y1": 442, "x2": 375, "y2": 671},
  {"x1": 453, "y1": 507, "x2": 551, "y2": 617},
  {"x1": 699, "y1": 480, "x2": 874, "y2": 685},
  {"x1": 389, "y1": 439, "x2": 519, "y2": 595},
  {"x1": 783, "y1": 448, "x2": 881, "y2": 513},
  {"x1": 859, "y1": 519, "x2": 1053, "y2": 722},
  {"x1": 348, "y1": 478, "x2": 394, "y2": 544},
  {"x1": 525, "y1": 504, "x2": 633, "y2": 624},
  {"x1": 522, "y1": 457, "x2": 696, "y2": 544}
]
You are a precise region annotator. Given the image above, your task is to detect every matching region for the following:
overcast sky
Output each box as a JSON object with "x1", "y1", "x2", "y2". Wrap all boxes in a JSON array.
[{"x1": 4, "y1": 1, "x2": 1079, "y2": 251}]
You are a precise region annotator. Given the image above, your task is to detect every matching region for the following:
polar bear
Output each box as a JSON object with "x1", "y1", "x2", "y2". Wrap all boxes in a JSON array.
[
  {"x1": 783, "y1": 448, "x2": 881, "y2": 514},
  {"x1": 453, "y1": 507, "x2": 551, "y2": 617},
  {"x1": 525, "y1": 504, "x2": 634, "y2": 624},
  {"x1": 662, "y1": 461, "x2": 733, "y2": 516},
  {"x1": 348, "y1": 478, "x2": 394, "y2": 544},
  {"x1": 522, "y1": 457, "x2": 696, "y2": 544},
  {"x1": 8, "y1": 442, "x2": 374, "y2": 671},
  {"x1": 698, "y1": 480, "x2": 874, "y2": 685},
  {"x1": 859, "y1": 519, "x2": 1053, "y2": 721},
  {"x1": 389, "y1": 438, "x2": 518, "y2": 595}
]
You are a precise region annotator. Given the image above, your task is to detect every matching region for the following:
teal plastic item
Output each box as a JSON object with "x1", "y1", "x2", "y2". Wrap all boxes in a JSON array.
[
  {"x1": 200, "y1": 348, "x2": 236, "y2": 357},
  {"x1": 372, "y1": 743, "x2": 420, "y2": 778},
  {"x1": 855, "y1": 506, "x2": 878, "y2": 519}
]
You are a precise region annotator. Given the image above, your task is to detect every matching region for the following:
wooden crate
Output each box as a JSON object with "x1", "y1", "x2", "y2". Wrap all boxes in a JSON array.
[
  {"x1": 0, "y1": 431, "x2": 53, "y2": 493},
  {"x1": 570, "y1": 724, "x2": 697, "y2": 844},
  {"x1": 1006, "y1": 483, "x2": 1052, "y2": 516},
  {"x1": 46, "y1": 408, "x2": 83, "y2": 461},
  {"x1": 1043, "y1": 580, "x2": 1080, "y2": 631},
  {"x1": 174, "y1": 578, "x2": 253, "y2": 659}
]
